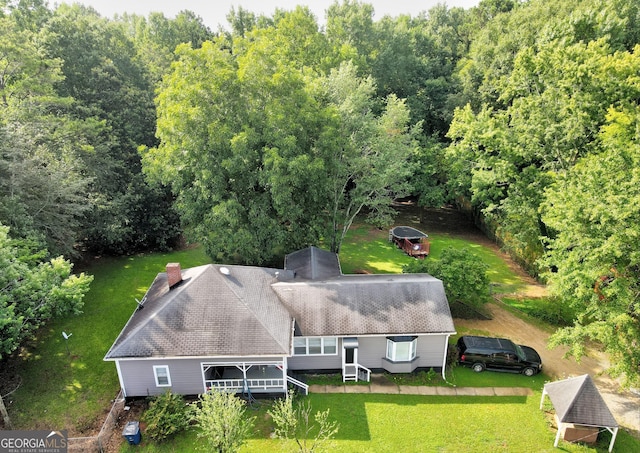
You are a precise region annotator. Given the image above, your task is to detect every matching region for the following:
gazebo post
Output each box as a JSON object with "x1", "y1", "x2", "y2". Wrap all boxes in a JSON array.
[
  {"x1": 554, "y1": 423, "x2": 562, "y2": 447},
  {"x1": 608, "y1": 427, "x2": 618, "y2": 452},
  {"x1": 539, "y1": 388, "x2": 547, "y2": 409}
]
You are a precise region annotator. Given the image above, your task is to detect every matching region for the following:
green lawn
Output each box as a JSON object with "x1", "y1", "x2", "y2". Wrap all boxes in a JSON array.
[
  {"x1": 8, "y1": 222, "x2": 639, "y2": 452},
  {"x1": 339, "y1": 224, "x2": 524, "y2": 293},
  {"x1": 121, "y1": 393, "x2": 638, "y2": 452},
  {"x1": 306, "y1": 365, "x2": 549, "y2": 389},
  {"x1": 8, "y1": 247, "x2": 211, "y2": 432}
]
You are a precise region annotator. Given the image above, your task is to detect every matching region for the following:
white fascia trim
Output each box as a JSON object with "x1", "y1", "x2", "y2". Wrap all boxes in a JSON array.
[
  {"x1": 328, "y1": 331, "x2": 456, "y2": 338},
  {"x1": 107, "y1": 354, "x2": 290, "y2": 361},
  {"x1": 115, "y1": 360, "x2": 127, "y2": 398}
]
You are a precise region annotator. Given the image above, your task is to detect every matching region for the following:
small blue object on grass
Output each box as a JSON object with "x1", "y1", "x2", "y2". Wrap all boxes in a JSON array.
[{"x1": 122, "y1": 421, "x2": 141, "y2": 445}]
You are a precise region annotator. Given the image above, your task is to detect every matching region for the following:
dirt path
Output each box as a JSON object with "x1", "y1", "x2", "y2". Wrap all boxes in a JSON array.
[{"x1": 455, "y1": 302, "x2": 640, "y2": 436}]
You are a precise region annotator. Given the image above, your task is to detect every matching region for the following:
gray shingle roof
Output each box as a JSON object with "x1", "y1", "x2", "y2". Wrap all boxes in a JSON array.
[
  {"x1": 273, "y1": 273, "x2": 456, "y2": 336},
  {"x1": 284, "y1": 246, "x2": 341, "y2": 280},
  {"x1": 544, "y1": 374, "x2": 618, "y2": 428},
  {"x1": 104, "y1": 264, "x2": 292, "y2": 359},
  {"x1": 105, "y1": 247, "x2": 456, "y2": 361}
]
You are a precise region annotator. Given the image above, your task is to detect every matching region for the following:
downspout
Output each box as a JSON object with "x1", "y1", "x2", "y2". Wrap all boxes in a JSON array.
[
  {"x1": 285, "y1": 318, "x2": 296, "y2": 393},
  {"x1": 441, "y1": 334, "x2": 454, "y2": 385}
]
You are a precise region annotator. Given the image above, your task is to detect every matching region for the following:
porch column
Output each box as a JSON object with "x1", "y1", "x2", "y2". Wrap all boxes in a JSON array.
[{"x1": 281, "y1": 358, "x2": 288, "y2": 393}]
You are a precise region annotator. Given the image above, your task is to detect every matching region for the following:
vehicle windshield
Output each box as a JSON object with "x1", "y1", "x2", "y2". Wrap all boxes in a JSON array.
[{"x1": 514, "y1": 344, "x2": 526, "y2": 361}]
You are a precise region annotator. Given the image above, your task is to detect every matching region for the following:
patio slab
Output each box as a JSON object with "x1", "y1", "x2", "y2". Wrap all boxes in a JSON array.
[
  {"x1": 417, "y1": 386, "x2": 440, "y2": 395},
  {"x1": 369, "y1": 382, "x2": 399, "y2": 394},
  {"x1": 435, "y1": 386, "x2": 457, "y2": 396},
  {"x1": 344, "y1": 385, "x2": 368, "y2": 393},
  {"x1": 325, "y1": 385, "x2": 345, "y2": 393},
  {"x1": 493, "y1": 387, "x2": 532, "y2": 396}
]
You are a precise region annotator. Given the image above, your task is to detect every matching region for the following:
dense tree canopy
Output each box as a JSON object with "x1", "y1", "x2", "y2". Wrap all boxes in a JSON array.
[
  {"x1": 144, "y1": 20, "x2": 419, "y2": 263},
  {"x1": 2, "y1": 0, "x2": 640, "y2": 384},
  {"x1": 446, "y1": 0, "x2": 640, "y2": 385},
  {"x1": 541, "y1": 107, "x2": 640, "y2": 387}
]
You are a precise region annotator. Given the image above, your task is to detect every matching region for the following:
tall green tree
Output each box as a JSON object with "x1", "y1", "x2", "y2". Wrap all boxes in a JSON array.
[
  {"x1": 0, "y1": 13, "x2": 94, "y2": 256},
  {"x1": 403, "y1": 246, "x2": 490, "y2": 311},
  {"x1": 541, "y1": 107, "x2": 640, "y2": 387},
  {"x1": 447, "y1": 18, "x2": 640, "y2": 269},
  {"x1": 120, "y1": 10, "x2": 212, "y2": 85},
  {"x1": 145, "y1": 27, "x2": 332, "y2": 264},
  {"x1": 45, "y1": 4, "x2": 181, "y2": 254},
  {"x1": 326, "y1": 0, "x2": 375, "y2": 70},
  {"x1": 319, "y1": 61, "x2": 420, "y2": 252}
]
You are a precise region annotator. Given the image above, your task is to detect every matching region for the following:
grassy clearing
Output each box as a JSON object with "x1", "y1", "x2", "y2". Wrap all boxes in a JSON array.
[
  {"x1": 340, "y1": 224, "x2": 524, "y2": 293},
  {"x1": 121, "y1": 392, "x2": 638, "y2": 452},
  {"x1": 501, "y1": 296, "x2": 577, "y2": 327},
  {"x1": 7, "y1": 247, "x2": 210, "y2": 433}
]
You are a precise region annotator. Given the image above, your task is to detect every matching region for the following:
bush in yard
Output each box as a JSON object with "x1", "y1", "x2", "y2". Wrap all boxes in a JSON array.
[
  {"x1": 268, "y1": 390, "x2": 339, "y2": 453},
  {"x1": 142, "y1": 391, "x2": 192, "y2": 442},
  {"x1": 192, "y1": 390, "x2": 254, "y2": 453},
  {"x1": 403, "y1": 246, "x2": 490, "y2": 312}
]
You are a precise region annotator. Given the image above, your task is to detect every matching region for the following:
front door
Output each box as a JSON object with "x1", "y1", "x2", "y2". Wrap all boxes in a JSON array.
[
  {"x1": 345, "y1": 346, "x2": 356, "y2": 365},
  {"x1": 342, "y1": 337, "x2": 359, "y2": 381}
]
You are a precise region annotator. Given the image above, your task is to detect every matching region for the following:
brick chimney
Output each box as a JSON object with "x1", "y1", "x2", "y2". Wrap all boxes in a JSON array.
[{"x1": 166, "y1": 263, "x2": 183, "y2": 288}]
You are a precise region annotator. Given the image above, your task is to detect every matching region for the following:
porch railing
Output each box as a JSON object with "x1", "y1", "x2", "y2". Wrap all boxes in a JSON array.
[
  {"x1": 343, "y1": 364, "x2": 371, "y2": 382},
  {"x1": 286, "y1": 375, "x2": 309, "y2": 395},
  {"x1": 206, "y1": 378, "x2": 284, "y2": 392},
  {"x1": 358, "y1": 364, "x2": 371, "y2": 382}
]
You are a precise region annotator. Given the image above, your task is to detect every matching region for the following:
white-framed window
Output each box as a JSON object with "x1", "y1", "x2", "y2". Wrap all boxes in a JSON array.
[
  {"x1": 153, "y1": 365, "x2": 172, "y2": 387},
  {"x1": 293, "y1": 337, "x2": 338, "y2": 355},
  {"x1": 386, "y1": 336, "x2": 417, "y2": 362}
]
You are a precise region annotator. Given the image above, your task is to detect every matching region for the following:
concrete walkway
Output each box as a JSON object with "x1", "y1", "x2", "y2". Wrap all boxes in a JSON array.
[
  {"x1": 310, "y1": 383, "x2": 533, "y2": 396},
  {"x1": 309, "y1": 375, "x2": 533, "y2": 397}
]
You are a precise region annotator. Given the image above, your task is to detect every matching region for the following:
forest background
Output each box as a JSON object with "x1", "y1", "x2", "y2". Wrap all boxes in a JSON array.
[{"x1": 1, "y1": 0, "x2": 639, "y2": 387}]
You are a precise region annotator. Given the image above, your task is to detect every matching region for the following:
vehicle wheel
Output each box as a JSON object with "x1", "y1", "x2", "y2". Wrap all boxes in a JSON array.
[
  {"x1": 523, "y1": 367, "x2": 536, "y2": 377},
  {"x1": 472, "y1": 363, "x2": 485, "y2": 373}
]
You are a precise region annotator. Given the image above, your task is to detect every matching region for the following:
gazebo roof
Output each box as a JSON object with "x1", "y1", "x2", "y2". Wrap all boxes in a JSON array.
[{"x1": 543, "y1": 374, "x2": 618, "y2": 428}]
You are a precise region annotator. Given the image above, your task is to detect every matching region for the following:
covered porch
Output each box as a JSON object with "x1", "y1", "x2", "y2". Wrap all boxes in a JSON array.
[{"x1": 201, "y1": 360, "x2": 308, "y2": 395}]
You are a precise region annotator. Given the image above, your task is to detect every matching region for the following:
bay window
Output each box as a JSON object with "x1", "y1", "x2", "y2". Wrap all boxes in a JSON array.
[{"x1": 386, "y1": 336, "x2": 417, "y2": 362}]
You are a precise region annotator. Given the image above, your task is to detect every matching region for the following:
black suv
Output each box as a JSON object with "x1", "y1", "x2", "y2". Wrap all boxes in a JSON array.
[{"x1": 456, "y1": 335, "x2": 542, "y2": 376}]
